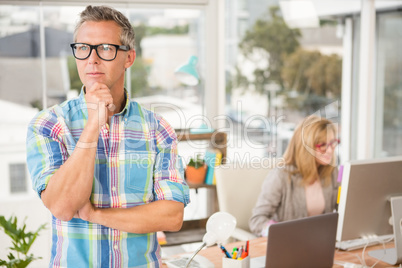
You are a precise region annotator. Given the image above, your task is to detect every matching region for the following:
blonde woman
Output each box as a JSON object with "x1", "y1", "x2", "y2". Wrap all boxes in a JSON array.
[{"x1": 249, "y1": 115, "x2": 340, "y2": 237}]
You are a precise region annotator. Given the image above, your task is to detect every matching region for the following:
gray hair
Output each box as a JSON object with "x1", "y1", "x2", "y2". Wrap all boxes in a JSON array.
[{"x1": 74, "y1": 5, "x2": 135, "y2": 50}]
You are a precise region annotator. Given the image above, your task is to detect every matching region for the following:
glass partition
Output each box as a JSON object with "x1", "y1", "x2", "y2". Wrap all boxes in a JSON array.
[{"x1": 375, "y1": 11, "x2": 402, "y2": 157}]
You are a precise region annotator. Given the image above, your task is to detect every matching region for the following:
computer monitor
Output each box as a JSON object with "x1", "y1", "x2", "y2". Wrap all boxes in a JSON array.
[{"x1": 336, "y1": 156, "x2": 402, "y2": 264}]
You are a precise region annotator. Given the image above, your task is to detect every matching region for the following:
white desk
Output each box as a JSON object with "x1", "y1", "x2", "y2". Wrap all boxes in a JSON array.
[{"x1": 164, "y1": 237, "x2": 399, "y2": 268}]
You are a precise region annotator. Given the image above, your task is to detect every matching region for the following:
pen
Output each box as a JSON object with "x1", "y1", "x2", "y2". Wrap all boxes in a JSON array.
[
  {"x1": 219, "y1": 245, "x2": 232, "y2": 258},
  {"x1": 238, "y1": 246, "x2": 243, "y2": 259},
  {"x1": 245, "y1": 240, "x2": 249, "y2": 256}
]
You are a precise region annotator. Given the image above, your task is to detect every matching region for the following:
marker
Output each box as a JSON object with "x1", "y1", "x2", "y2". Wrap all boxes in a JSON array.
[
  {"x1": 245, "y1": 241, "x2": 249, "y2": 256},
  {"x1": 240, "y1": 244, "x2": 248, "y2": 259},
  {"x1": 240, "y1": 250, "x2": 248, "y2": 259},
  {"x1": 219, "y1": 245, "x2": 232, "y2": 258},
  {"x1": 232, "y1": 251, "x2": 237, "y2": 259}
]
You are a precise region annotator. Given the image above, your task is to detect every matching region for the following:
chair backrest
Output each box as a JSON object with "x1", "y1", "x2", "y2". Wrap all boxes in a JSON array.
[{"x1": 215, "y1": 163, "x2": 270, "y2": 232}]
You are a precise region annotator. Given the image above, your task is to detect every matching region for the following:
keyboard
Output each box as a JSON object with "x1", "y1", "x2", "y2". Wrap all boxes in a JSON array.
[
  {"x1": 164, "y1": 253, "x2": 214, "y2": 268},
  {"x1": 336, "y1": 234, "x2": 394, "y2": 251}
]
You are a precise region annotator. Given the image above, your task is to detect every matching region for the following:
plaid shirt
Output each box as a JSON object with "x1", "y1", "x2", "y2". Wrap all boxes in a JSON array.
[{"x1": 26, "y1": 90, "x2": 190, "y2": 268}]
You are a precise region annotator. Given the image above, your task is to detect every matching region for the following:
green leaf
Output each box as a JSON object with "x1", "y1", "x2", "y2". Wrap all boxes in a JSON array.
[
  {"x1": 187, "y1": 154, "x2": 205, "y2": 169},
  {"x1": 23, "y1": 223, "x2": 46, "y2": 255},
  {"x1": 5, "y1": 257, "x2": 33, "y2": 268},
  {"x1": 7, "y1": 252, "x2": 15, "y2": 261},
  {"x1": 0, "y1": 215, "x2": 47, "y2": 267},
  {"x1": 0, "y1": 216, "x2": 20, "y2": 243}
]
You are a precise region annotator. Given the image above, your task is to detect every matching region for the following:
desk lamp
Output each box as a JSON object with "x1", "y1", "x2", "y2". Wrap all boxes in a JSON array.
[
  {"x1": 174, "y1": 55, "x2": 199, "y2": 86},
  {"x1": 185, "y1": 212, "x2": 237, "y2": 268},
  {"x1": 174, "y1": 55, "x2": 206, "y2": 127}
]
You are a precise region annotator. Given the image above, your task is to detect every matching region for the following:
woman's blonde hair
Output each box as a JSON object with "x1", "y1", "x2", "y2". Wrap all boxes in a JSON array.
[
  {"x1": 283, "y1": 115, "x2": 337, "y2": 185},
  {"x1": 74, "y1": 5, "x2": 135, "y2": 50}
]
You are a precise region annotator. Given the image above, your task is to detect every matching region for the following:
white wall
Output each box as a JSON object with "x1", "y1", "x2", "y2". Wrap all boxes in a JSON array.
[
  {"x1": 0, "y1": 100, "x2": 51, "y2": 267},
  {"x1": 0, "y1": 100, "x2": 37, "y2": 200}
]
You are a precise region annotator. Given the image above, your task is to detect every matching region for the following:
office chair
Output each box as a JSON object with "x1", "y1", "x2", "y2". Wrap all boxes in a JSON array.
[{"x1": 215, "y1": 162, "x2": 270, "y2": 241}]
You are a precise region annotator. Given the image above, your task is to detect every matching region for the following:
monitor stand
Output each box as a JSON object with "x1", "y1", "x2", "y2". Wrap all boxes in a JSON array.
[{"x1": 368, "y1": 196, "x2": 402, "y2": 265}]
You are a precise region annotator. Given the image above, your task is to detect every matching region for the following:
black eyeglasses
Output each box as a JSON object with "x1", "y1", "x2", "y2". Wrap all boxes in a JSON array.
[{"x1": 70, "y1": 43, "x2": 129, "y2": 61}]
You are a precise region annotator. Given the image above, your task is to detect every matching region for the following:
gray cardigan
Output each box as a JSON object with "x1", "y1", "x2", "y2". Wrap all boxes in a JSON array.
[{"x1": 249, "y1": 165, "x2": 340, "y2": 236}]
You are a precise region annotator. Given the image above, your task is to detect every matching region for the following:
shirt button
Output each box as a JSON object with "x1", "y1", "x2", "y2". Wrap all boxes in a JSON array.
[
  {"x1": 112, "y1": 187, "x2": 116, "y2": 192},
  {"x1": 114, "y1": 245, "x2": 118, "y2": 250}
]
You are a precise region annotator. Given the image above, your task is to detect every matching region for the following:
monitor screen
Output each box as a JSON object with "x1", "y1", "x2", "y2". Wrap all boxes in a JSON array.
[{"x1": 336, "y1": 156, "x2": 402, "y2": 242}]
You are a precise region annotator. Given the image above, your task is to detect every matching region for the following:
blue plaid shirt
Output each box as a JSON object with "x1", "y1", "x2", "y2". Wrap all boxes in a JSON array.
[{"x1": 26, "y1": 90, "x2": 190, "y2": 267}]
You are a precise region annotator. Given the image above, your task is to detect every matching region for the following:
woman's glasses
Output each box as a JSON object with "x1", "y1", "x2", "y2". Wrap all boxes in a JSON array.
[{"x1": 315, "y1": 139, "x2": 340, "y2": 152}]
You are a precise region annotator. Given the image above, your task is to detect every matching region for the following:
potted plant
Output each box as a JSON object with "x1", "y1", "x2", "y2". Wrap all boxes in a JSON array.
[
  {"x1": 0, "y1": 215, "x2": 46, "y2": 268},
  {"x1": 185, "y1": 154, "x2": 207, "y2": 185}
]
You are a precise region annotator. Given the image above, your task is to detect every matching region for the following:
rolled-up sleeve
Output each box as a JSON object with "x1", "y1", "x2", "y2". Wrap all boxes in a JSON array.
[
  {"x1": 152, "y1": 116, "x2": 190, "y2": 206},
  {"x1": 26, "y1": 111, "x2": 66, "y2": 198}
]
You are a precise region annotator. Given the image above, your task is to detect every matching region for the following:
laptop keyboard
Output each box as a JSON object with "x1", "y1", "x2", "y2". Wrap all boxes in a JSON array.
[
  {"x1": 164, "y1": 254, "x2": 215, "y2": 268},
  {"x1": 336, "y1": 234, "x2": 394, "y2": 251},
  {"x1": 167, "y1": 257, "x2": 202, "y2": 268}
]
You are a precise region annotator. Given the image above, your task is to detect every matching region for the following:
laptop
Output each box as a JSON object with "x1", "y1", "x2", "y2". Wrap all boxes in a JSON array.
[{"x1": 264, "y1": 212, "x2": 338, "y2": 268}]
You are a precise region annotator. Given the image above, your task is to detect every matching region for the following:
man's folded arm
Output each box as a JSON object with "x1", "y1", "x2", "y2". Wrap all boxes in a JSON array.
[{"x1": 78, "y1": 200, "x2": 185, "y2": 233}]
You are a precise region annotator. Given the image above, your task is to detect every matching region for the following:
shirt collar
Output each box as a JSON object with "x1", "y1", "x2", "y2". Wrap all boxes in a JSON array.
[{"x1": 120, "y1": 89, "x2": 131, "y2": 117}]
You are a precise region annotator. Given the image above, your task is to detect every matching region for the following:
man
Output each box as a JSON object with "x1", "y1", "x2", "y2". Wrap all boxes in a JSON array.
[{"x1": 26, "y1": 5, "x2": 190, "y2": 267}]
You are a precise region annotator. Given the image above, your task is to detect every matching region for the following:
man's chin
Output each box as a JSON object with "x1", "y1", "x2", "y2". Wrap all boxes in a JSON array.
[{"x1": 84, "y1": 79, "x2": 105, "y2": 90}]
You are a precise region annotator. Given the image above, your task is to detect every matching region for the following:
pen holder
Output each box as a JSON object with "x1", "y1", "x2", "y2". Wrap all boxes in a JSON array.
[{"x1": 222, "y1": 256, "x2": 250, "y2": 268}]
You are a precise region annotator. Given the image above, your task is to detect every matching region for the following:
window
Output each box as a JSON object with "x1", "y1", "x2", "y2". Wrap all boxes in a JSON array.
[
  {"x1": 0, "y1": 5, "x2": 41, "y2": 108},
  {"x1": 375, "y1": 11, "x2": 402, "y2": 158},
  {"x1": 224, "y1": 1, "x2": 343, "y2": 163},
  {"x1": 9, "y1": 163, "x2": 27, "y2": 194},
  {"x1": 348, "y1": 6, "x2": 402, "y2": 160}
]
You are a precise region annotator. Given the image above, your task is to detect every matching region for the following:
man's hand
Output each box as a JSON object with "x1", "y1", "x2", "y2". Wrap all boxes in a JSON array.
[
  {"x1": 75, "y1": 200, "x2": 96, "y2": 222},
  {"x1": 85, "y1": 82, "x2": 115, "y2": 127}
]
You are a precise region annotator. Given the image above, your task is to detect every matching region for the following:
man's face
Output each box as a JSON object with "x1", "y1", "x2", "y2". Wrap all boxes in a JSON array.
[{"x1": 75, "y1": 20, "x2": 134, "y2": 92}]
